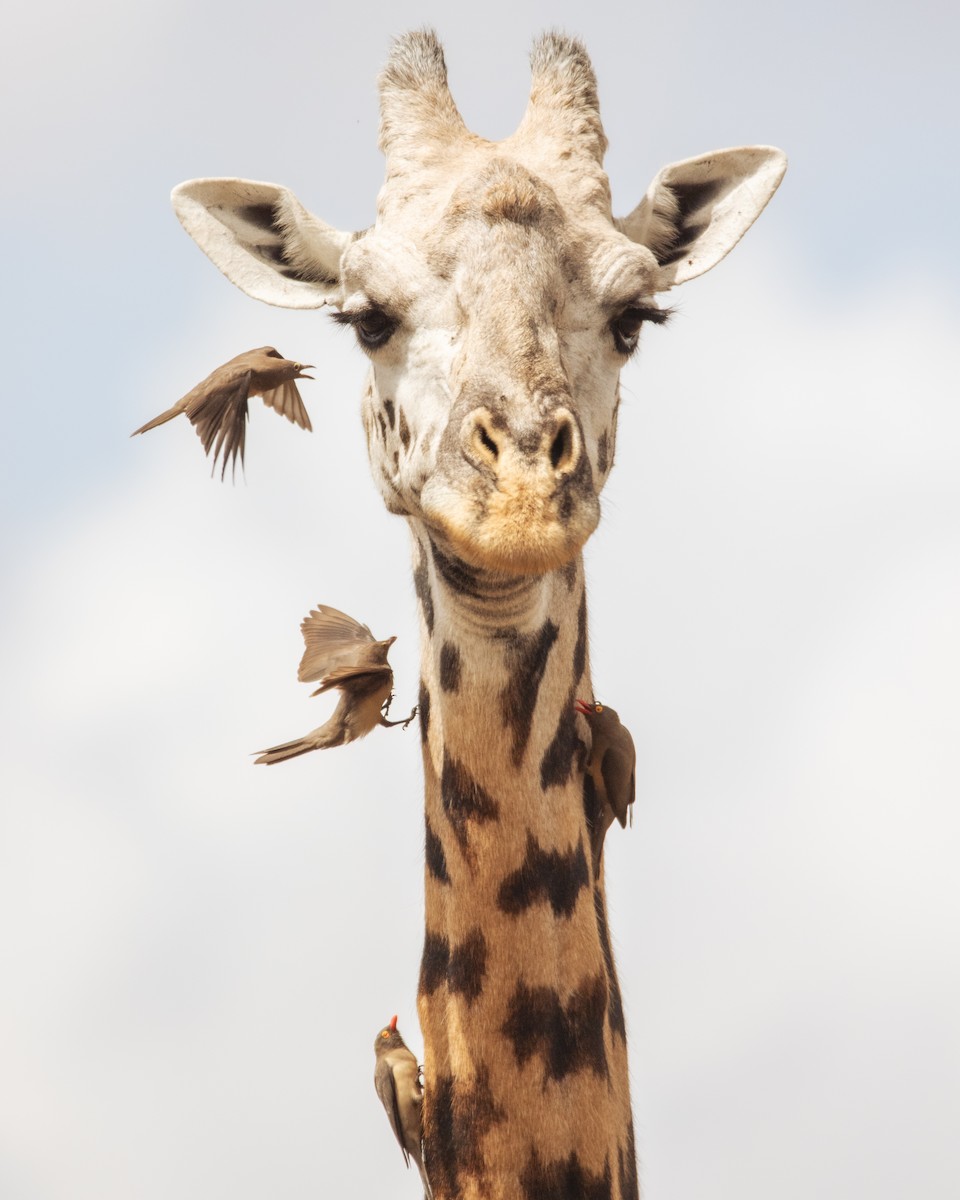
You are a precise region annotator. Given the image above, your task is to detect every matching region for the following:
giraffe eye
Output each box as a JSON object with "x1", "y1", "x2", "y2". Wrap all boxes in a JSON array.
[
  {"x1": 610, "y1": 304, "x2": 670, "y2": 356},
  {"x1": 356, "y1": 308, "x2": 397, "y2": 349},
  {"x1": 331, "y1": 305, "x2": 398, "y2": 351}
]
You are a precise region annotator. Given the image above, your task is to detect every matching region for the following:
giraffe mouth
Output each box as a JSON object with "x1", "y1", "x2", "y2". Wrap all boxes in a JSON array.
[{"x1": 422, "y1": 473, "x2": 599, "y2": 574}]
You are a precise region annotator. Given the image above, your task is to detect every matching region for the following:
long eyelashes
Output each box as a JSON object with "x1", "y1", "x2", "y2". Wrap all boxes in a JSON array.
[
  {"x1": 331, "y1": 306, "x2": 398, "y2": 350},
  {"x1": 332, "y1": 301, "x2": 669, "y2": 357},
  {"x1": 610, "y1": 304, "x2": 672, "y2": 356}
]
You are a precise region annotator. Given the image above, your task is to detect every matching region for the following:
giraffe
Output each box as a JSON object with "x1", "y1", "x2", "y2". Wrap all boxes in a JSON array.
[{"x1": 169, "y1": 31, "x2": 785, "y2": 1198}]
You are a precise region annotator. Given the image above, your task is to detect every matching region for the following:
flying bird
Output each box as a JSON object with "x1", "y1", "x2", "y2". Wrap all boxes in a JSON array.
[
  {"x1": 255, "y1": 604, "x2": 417, "y2": 765},
  {"x1": 575, "y1": 699, "x2": 637, "y2": 874},
  {"x1": 131, "y1": 346, "x2": 314, "y2": 478},
  {"x1": 374, "y1": 1015, "x2": 432, "y2": 1200}
]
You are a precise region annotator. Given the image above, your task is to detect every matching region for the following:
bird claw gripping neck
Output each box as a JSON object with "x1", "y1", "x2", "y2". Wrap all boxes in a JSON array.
[{"x1": 380, "y1": 704, "x2": 419, "y2": 730}]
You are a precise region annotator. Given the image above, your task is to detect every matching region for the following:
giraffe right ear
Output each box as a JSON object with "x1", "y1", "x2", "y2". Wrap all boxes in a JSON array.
[
  {"x1": 171, "y1": 178, "x2": 356, "y2": 309},
  {"x1": 616, "y1": 146, "x2": 786, "y2": 290}
]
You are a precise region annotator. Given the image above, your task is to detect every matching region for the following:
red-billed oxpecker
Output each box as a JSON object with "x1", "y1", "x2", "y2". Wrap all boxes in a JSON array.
[
  {"x1": 575, "y1": 699, "x2": 637, "y2": 874},
  {"x1": 374, "y1": 1015, "x2": 432, "y2": 1199},
  {"x1": 131, "y1": 346, "x2": 313, "y2": 479},
  {"x1": 255, "y1": 604, "x2": 417, "y2": 765}
]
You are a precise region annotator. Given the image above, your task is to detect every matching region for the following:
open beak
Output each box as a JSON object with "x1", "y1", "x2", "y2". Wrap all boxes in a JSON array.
[
  {"x1": 296, "y1": 365, "x2": 315, "y2": 379},
  {"x1": 574, "y1": 699, "x2": 592, "y2": 715}
]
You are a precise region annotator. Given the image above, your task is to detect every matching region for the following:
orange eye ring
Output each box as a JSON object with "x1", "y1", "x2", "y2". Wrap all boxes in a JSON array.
[
  {"x1": 594, "y1": 703, "x2": 603, "y2": 713},
  {"x1": 381, "y1": 1030, "x2": 390, "y2": 1038}
]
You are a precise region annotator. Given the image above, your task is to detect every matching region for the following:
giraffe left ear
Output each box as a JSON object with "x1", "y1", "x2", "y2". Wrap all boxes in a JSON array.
[{"x1": 616, "y1": 146, "x2": 787, "y2": 289}]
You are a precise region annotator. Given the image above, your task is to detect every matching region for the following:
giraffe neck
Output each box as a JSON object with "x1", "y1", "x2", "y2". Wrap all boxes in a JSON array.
[{"x1": 411, "y1": 526, "x2": 637, "y2": 1200}]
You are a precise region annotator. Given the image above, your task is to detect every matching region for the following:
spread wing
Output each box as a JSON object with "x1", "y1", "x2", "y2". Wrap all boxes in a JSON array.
[
  {"x1": 259, "y1": 379, "x2": 312, "y2": 431},
  {"x1": 186, "y1": 370, "x2": 253, "y2": 480},
  {"x1": 600, "y1": 725, "x2": 637, "y2": 827},
  {"x1": 298, "y1": 605, "x2": 378, "y2": 683},
  {"x1": 308, "y1": 664, "x2": 392, "y2": 697},
  {"x1": 374, "y1": 1059, "x2": 411, "y2": 1168}
]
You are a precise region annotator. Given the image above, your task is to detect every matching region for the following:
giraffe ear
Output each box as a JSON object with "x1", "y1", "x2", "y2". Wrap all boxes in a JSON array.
[
  {"x1": 171, "y1": 178, "x2": 356, "y2": 309},
  {"x1": 616, "y1": 147, "x2": 786, "y2": 289}
]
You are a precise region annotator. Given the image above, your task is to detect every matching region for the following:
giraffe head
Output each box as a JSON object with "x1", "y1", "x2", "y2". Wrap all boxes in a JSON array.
[{"x1": 172, "y1": 32, "x2": 784, "y2": 575}]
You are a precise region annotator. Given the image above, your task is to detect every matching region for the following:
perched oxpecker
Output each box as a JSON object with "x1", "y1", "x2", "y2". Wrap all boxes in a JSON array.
[
  {"x1": 131, "y1": 346, "x2": 313, "y2": 478},
  {"x1": 575, "y1": 699, "x2": 637, "y2": 874},
  {"x1": 374, "y1": 1015, "x2": 432, "y2": 1199},
  {"x1": 255, "y1": 604, "x2": 416, "y2": 764}
]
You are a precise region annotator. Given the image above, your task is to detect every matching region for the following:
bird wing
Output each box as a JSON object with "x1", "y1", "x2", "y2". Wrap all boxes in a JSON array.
[
  {"x1": 302, "y1": 604, "x2": 376, "y2": 644},
  {"x1": 599, "y1": 725, "x2": 637, "y2": 827},
  {"x1": 186, "y1": 369, "x2": 253, "y2": 480},
  {"x1": 374, "y1": 1058, "x2": 411, "y2": 1168},
  {"x1": 298, "y1": 605, "x2": 378, "y2": 682},
  {"x1": 259, "y1": 379, "x2": 312, "y2": 431},
  {"x1": 308, "y1": 664, "x2": 392, "y2": 696}
]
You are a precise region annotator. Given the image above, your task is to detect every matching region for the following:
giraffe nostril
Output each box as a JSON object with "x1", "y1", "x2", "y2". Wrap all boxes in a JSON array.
[
  {"x1": 461, "y1": 409, "x2": 503, "y2": 470},
  {"x1": 477, "y1": 424, "x2": 499, "y2": 460},
  {"x1": 549, "y1": 424, "x2": 569, "y2": 470},
  {"x1": 549, "y1": 414, "x2": 578, "y2": 473}
]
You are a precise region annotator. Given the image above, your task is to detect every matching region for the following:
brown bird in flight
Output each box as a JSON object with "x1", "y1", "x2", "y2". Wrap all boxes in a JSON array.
[
  {"x1": 575, "y1": 699, "x2": 637, "y2": 874},
  {"x1": 131, "y1": 346, "x2": 314, "y2": 479},
  {"x1": 255, "y1": 604, "x2": 417, "y2": 765},
  {"x1": 374, "y1": 1015, "x2": 432, "y2": 1200}
]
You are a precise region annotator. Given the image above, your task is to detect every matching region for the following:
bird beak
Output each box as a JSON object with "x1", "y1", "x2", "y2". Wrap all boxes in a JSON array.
[
  {"x1": 296, "y1": 365, "x2": 315, "y2": 379},
  {"x1": 388, "y1": 1014, "x2": 398, "y2": 1031},
  {"x1": 574, "y1": 699, "x2": 592, "y2": 715}
]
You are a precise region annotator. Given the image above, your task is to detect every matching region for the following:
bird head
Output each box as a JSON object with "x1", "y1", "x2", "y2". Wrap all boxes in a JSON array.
[
  {"x1": 372, "y1": 635, "x2": 398, "y2": 663},
  {"x1": 575, "y1": 697, "x2": 620, "y2": 727},
  {"x1": 374, "y1": 1013, "x2": 407, "y2": 1054},
  {"x1": 259, "y1": 346, "x2": 315, "y2": 380}
]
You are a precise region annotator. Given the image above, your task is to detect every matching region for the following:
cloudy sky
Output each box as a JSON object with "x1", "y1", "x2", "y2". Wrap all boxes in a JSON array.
[{"x1": 2, "y1": 1, "x2": 957, "y2": 1197}]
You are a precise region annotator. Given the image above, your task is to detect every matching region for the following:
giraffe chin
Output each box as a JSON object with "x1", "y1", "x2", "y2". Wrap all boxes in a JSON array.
[{"x1": 427, "y1": 492, "x2": 599, "y2": 576}]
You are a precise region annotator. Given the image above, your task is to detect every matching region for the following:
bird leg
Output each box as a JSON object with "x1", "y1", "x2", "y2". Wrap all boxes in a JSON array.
[{"x1": 379, "y1": 705, "x2": 418, "y2": 730}]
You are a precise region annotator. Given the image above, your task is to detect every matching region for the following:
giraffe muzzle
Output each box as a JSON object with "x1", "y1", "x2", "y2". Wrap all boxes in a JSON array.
[
  {"x1": 459, "y1": 405, "x2": 583, "y2": 484},
  {"x1": 416, "y1": 402, "x2": 598, "y2": 574}
]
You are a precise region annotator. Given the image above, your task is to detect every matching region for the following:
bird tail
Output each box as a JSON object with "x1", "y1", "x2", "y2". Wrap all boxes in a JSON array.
[
  {"x1": 419, "y1": 1139, "x2": 434, "y2": 1200},
  {"x1": 130, "y1": 406, "x2": 181, "y2": 437},
  {"x1": 254, "y1": 738, "x2": 316, "y2": 765}
]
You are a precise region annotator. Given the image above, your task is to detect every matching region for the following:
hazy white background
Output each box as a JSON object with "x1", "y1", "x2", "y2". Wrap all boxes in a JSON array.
[{"x1": 2, "y1": 0, "x2": 957, "y2": 1197}]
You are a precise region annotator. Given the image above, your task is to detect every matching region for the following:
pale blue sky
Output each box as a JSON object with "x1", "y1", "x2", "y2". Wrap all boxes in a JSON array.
[{"x1": 2, "y1": 1, "x2": 958, "y2": 1197}]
